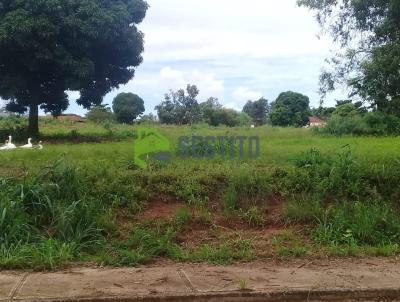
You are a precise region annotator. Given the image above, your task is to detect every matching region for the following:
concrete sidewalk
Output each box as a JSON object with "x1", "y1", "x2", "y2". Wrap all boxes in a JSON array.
[{"x1": 1, "y1": 258, "x2": 400, "y2": 302}]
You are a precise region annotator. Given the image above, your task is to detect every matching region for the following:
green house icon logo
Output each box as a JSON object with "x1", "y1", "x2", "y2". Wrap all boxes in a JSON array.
[{"x1": 133, "y1": 127, "x2": 171, "y2": 169}]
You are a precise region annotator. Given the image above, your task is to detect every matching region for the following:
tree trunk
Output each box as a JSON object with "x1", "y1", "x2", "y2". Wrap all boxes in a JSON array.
[{"x1": 28, "y1": 104, "x2": 39, "y2": 138}]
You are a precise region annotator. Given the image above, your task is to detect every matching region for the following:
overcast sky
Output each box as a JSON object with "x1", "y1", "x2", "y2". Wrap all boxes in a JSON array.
[{"x1": 8, "y1": 0, "x2": 348, "y2": 115}]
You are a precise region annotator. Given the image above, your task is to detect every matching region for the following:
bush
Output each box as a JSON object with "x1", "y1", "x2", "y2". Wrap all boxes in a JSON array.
[
  {"x1": 314, "y1": 201, "x2": 400, "y2": 246},
  {"x1": 86, "y1": 106, "x2": 115, "y2": 123},
  {"x1": 321, "y1": 112, "x2": 400, "y2": 136},
  {"x1": 289, "y1": 147, "x2": 375, "y2": 200},
  {"x1": 213, "y1": 109, "x2": 252, "y2": 127}
]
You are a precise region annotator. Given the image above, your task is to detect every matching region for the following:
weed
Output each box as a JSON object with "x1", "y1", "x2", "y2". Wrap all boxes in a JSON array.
[
  {"x1": 223, "y1": 185, "x2": 238, "y2": 213},
  {"x1": 240, "y1": 206, "x2": 265, "y2": 227},
  {"x1": 272, "y1": 230, "x2": 310, "y2": 258},
  {"x1": 174, "y1": 207, "x2": 192, "y2": 229},
  {"x1": 239, "y1": 279, "x2": 249, "y2": 291},
  {"x1": 283, "y1": 196, "x2": 324, "y2": 224},
  {"x1": 185, "y1": 238, "x2": 253, "y2": 265},
  {"x1": 314, "y1": 201, "x2": 400, "y2": 246},
  {"x1": 104, "y1": 224, "x2": 182, "y2": 266},
  {"x1": 193, "y1": 205, "x2": 213, "y2": 225}
]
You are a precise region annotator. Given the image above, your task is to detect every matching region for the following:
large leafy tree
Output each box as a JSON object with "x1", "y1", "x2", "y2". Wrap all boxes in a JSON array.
[
  {"x1": 154, "y1": 97, "x2": 177, "y2": 125},
  {"x1": 0, "y1": 0, "x2": 148, "y2": 136},
  {"x1": 242, "y1": 97, "x2": 270, "y2": 125},
  {"x1": 199, "y1": 97, "x2": 222, "y2": 126},
  {"x1": 112, "y1": 92, "x2": 145, "y2": 124},
  {"x1": 298, "y1": 0, "x2": 400, "y2": 114},
  {"x1": 156, "y1": 85, "x2": 201, "y2": 125},
  {"x1": 270, "y1": 91, "x2": 310, "y2": 127}
]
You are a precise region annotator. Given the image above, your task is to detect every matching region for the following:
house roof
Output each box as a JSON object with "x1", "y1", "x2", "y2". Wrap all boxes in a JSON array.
[{"x1": 309, "y1": 116, "x2": 326, "y2": 124}]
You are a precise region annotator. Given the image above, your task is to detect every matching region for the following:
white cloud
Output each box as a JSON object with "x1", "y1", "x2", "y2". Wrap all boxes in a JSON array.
[
  {"x1": 159, "y1": 67, "x2": 224, "y2": 100},
  {"x1": 232, "y1": 87, "x2": 263, "y2": 102},
  {"x1": 225, "y1": 87, "x2": 263, "y2": 111},
  {"x1": 141, "y1": 0, "x2": 333, "y2": 63},
  {"x1": 223, "y1": 102, "x2": 242, "y2": 112},
  {"x1": 67, "y1": 91, "x2": 80, "y2": 100},
  {"x1": 190, "y1": 70, "x2": 224, "y2": 99},
  {"x1": 160, "y1": 67, "x2": 184, "y2": 81}
]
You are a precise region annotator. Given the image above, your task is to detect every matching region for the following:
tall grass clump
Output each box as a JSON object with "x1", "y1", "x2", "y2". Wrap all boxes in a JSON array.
[
  {"x1": 105, "y1": 224, "x2": 182, "y2": 266},
  {"x1": 314, "y1": 201, "x2": 400, "y2": 246},
  {"x1": 286, "y1": 147, "x2": 400, "y2": 251},
  {"x1": 0, "y1": 160, "x2": 111, "y2": 269},
  {"x1": 223, "y1": 167, "x2": 272, "y2": 212},
  {"x1": 283, "y1": 195, "x2": 325, "y2": 224},
  {"x1": 289, "y1": 147, "x2": 374, "y2": 200}
]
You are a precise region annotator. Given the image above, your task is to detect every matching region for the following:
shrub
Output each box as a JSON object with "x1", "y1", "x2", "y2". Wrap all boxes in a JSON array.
[
  {"x1": 283, "y1": 196, "x2": 325, "y2": 224},
  {"x1": 223, "y1": 168, "x2": 272, "y2": 212},
  {"x1": 86, "y1": 106, "x2": 115, "y2": 123},
  {"x1": 289, "y1": 147, "x2": 372, "y2": 200},
  {"x1": 321, "y1": 111, "x2": 400, "y2": 136},
  {"x1": 314, "y1": 201, "x2": 400, "y2": 246}
]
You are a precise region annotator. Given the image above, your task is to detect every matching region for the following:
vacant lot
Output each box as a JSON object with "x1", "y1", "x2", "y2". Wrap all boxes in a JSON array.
[{"x1": 1, "y1": 121, "x2": 400, "y2": 269}]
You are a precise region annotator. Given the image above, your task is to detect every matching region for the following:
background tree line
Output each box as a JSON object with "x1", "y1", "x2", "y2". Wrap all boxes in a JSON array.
[
  {"x1": 155, "y1": 84, "x2": 313, "y2": 128},
  {"x1": 155, "y1": 84, "x2": 252, "y2": 127}
]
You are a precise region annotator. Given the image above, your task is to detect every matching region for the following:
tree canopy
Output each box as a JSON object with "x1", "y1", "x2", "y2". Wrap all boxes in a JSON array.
[
  {"x1": 155, "y1": 85, "x2": 251, "y2": 127},
  {"x1": 0, "y1": 0, "x2": 148, "y2": 136},
  {"x1": 269, "y1": 91, "x2": 310, "y2": 127},
  {"x1": 112, "y1": 93, "x2": 145, "y2": 124},
  {"x1": 298, "y1": 0, "x2": 400, "y2": 114},
  {"x1": 242, "y1": 97, "x2": 270, "y2": 125},
  {"x1": 199, "y1": 97, "x2": 222, "y2": 126},
  {"x1": 155, "y1": 85, "x2": 201, "y2": 125}
]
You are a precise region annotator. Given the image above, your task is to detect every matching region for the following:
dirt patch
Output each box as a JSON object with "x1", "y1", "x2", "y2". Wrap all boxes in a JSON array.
[
  {"x1": 175, "y1": 196, "x2": 288, "y2": 251},
  {"x1": 266, "y1": 194, "x2": 285, "y2": 223},
  {"x1": 115, "y1": 194, "x2": 293, "y2": 256},
  {"x1": 137, "y1": 199, "x2": 185, "y2": 222},
  {"x1": 113, "y1": 199, "x2": 186, "y2": 240},
  {"x1": 176, "y1": 223, "x2": 217, "y2": 249}
]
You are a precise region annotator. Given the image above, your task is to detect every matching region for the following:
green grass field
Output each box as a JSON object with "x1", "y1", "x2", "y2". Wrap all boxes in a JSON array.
[
  {"x1": 1, "y1": 121, "x2": 400, "y2": 269},
  {"x1": 2, "y1": 122, "x2": 400, "y2": 172}
]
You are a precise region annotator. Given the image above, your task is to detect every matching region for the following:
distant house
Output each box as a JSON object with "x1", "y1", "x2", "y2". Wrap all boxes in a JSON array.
[
  {"x1": 307, "y1": 116, "x2": 327, "y2": 128},
  {"x1": 56, "y1": 114, "x2": 86, "y2": 123}
]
